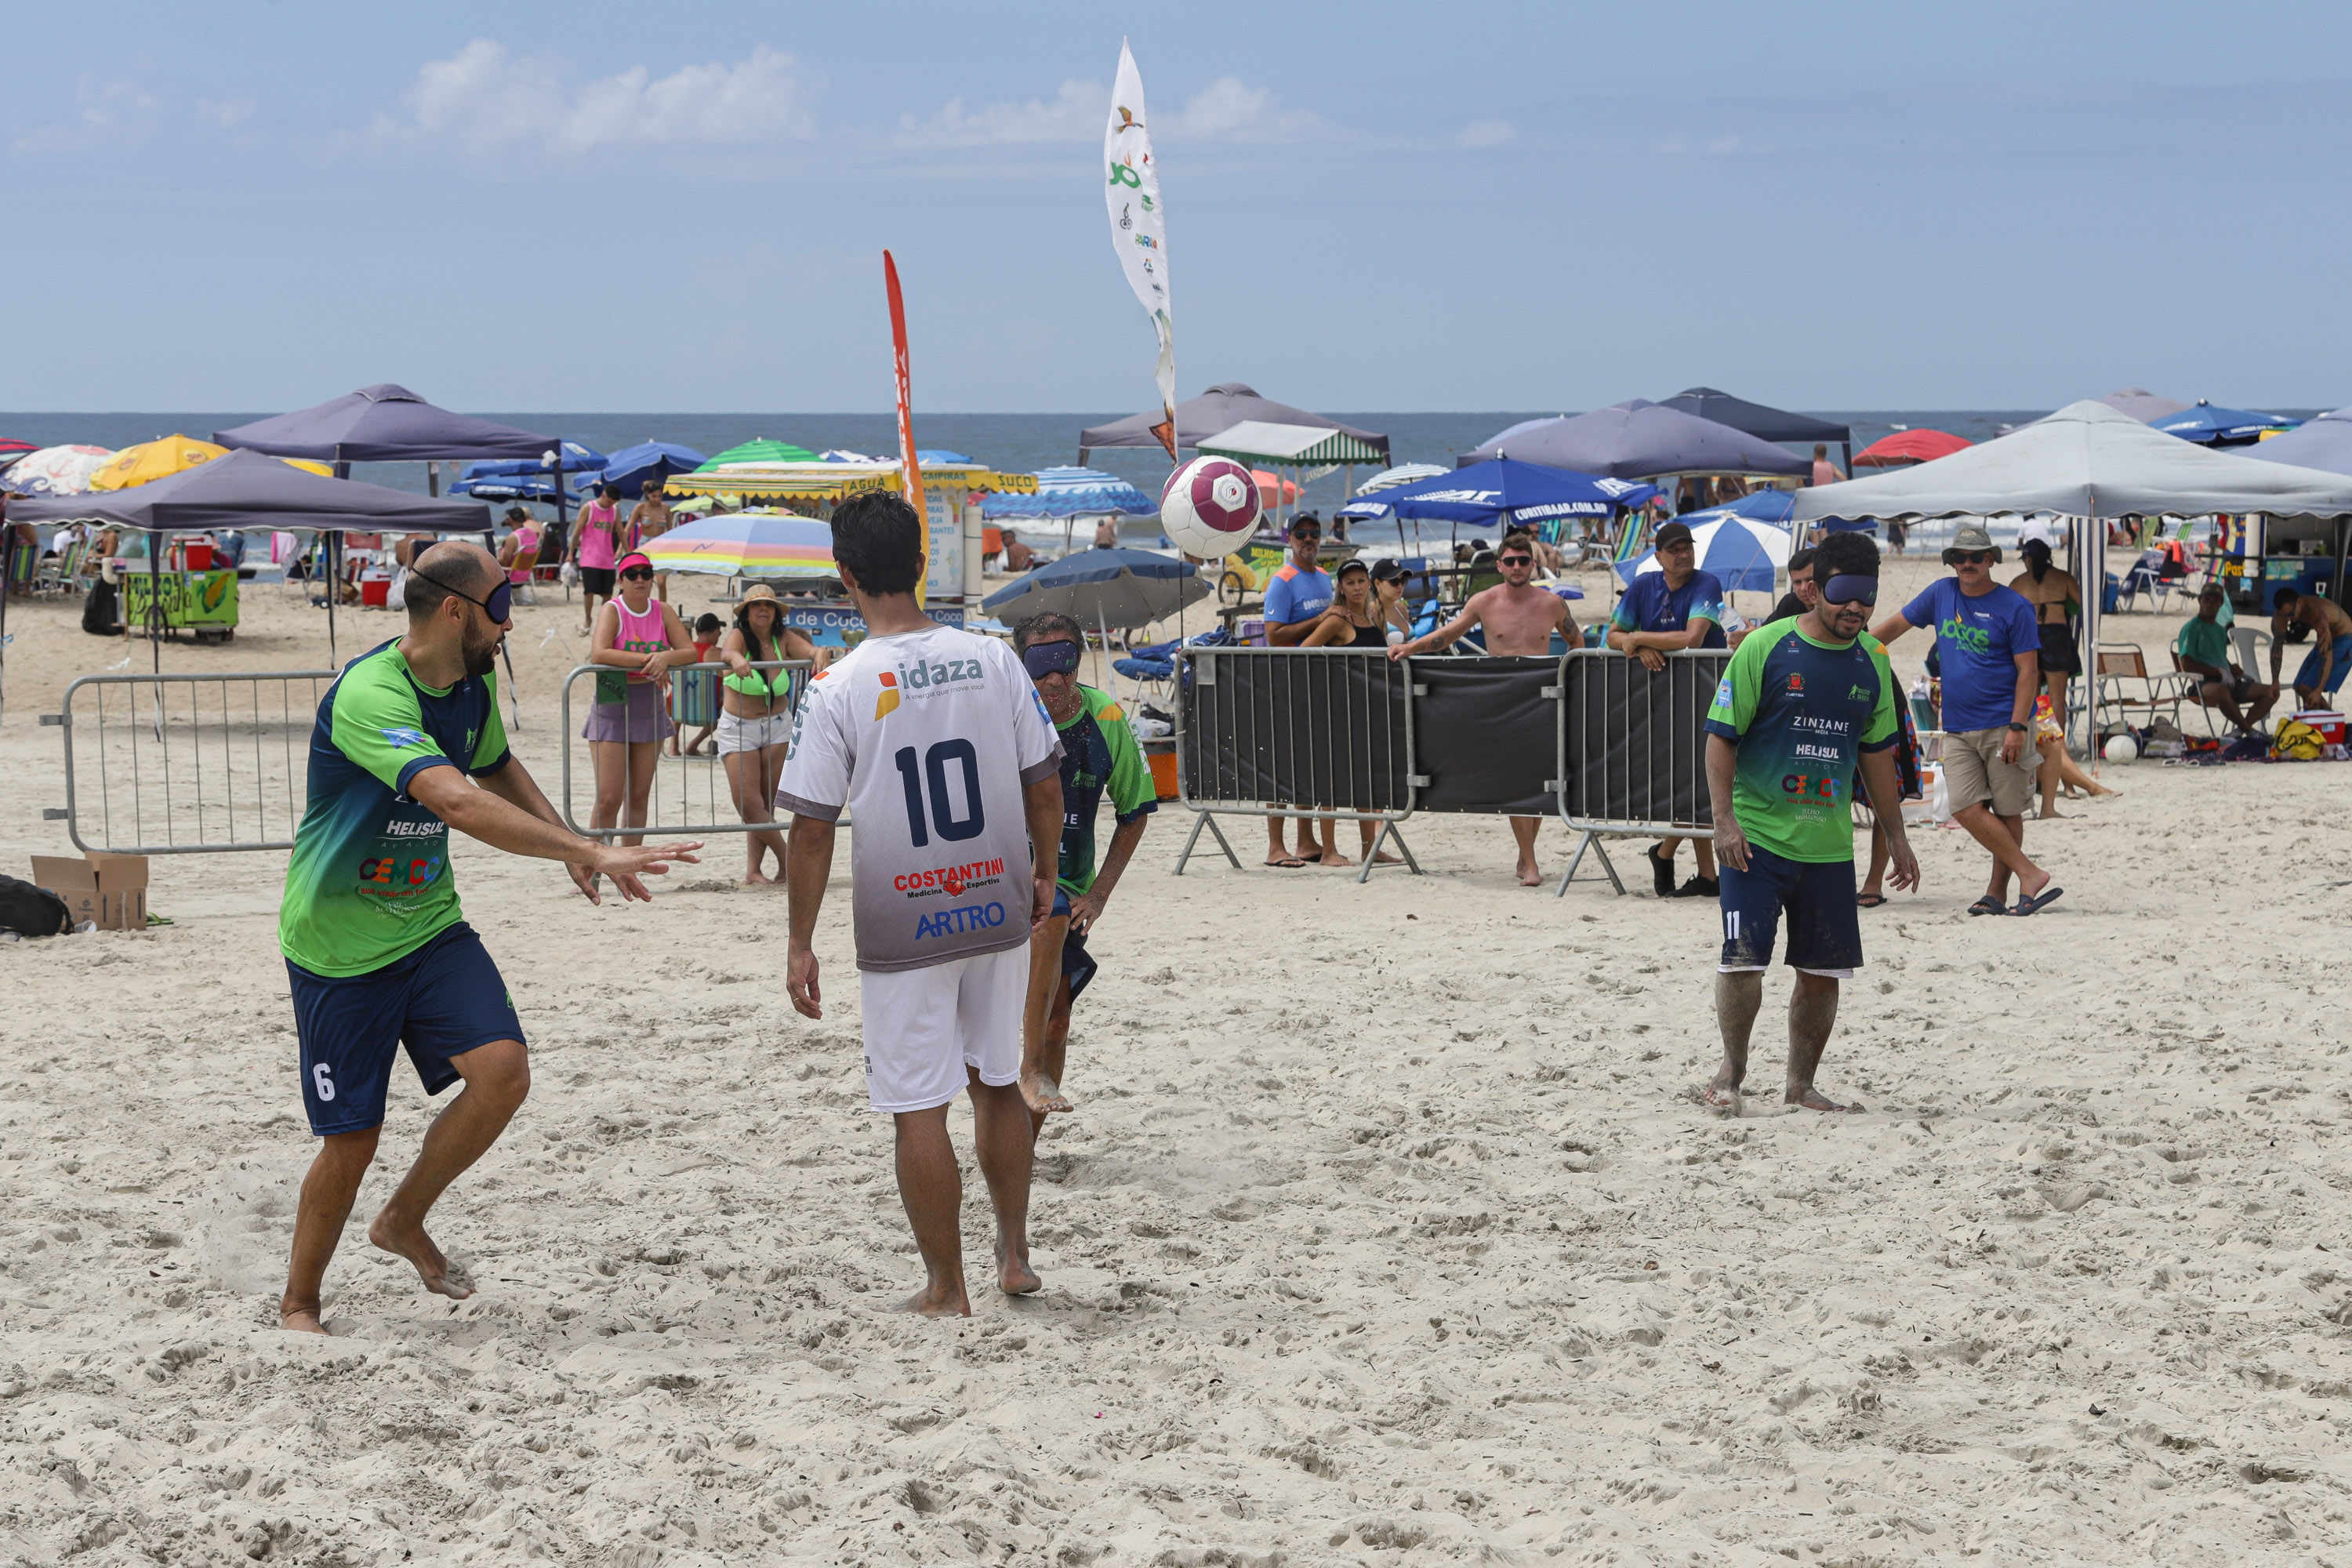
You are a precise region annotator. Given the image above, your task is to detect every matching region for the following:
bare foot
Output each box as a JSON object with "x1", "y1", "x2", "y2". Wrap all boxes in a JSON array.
[
  {"x1": 1371, "y1": 851, "x2": 1404, "y2": 866},
  {"x1": 1021, "y1": 1070, "x2": 1073, "y2": 1115},
  {"x1": 367, "y1": 1210, "x2": 473, "y2": 1301},
  {"x1": 894, "y1": 1283, "x2": 971, "y2": 1317},
  {"x1": 998, "y1": 1243, "x2": 1042, "y2": 1297},
  {"x1": 2038, "y1": 808, "x2": 2068, "y2": 820},
  {"x1": 743, "y1": 868, "x2": 773, "y2": 886},
  {"x1": 1319, "y1": 851, "x2": 1356, "y2": 869},
  {"x1": 1699, "y1": 1080, "x2": 1742, "y2": 1113},
  {"x1": 278, "y1": 1305, "x2": 328, "y2": 1335},
  {"x1": 1788, "y1": 1086, "x2": 1864, "y2": 1112},
  {"x1": 1516, "y1": 860, "x2": 1543, "y2": 887}
]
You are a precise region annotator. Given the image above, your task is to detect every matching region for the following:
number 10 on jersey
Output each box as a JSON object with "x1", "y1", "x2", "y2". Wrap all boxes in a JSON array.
[{"x1": 893, "y1": 741, "x2": 985, "y2": 848}]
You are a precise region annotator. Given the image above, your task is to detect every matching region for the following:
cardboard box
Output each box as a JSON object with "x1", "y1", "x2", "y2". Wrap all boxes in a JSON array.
[{"x1": 29, "y1": 854, "x2": 149, "y2": 931}]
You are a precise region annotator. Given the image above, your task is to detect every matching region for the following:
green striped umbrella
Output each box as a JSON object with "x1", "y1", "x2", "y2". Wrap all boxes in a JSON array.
[{"x1": 698, "y1": 438, "x2": 818, "y2": 468}]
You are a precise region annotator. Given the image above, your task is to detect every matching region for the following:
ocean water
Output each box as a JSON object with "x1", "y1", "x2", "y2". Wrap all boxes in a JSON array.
[{"x1": 4, "y1": 408, "x2": 2320, "y2": 550}]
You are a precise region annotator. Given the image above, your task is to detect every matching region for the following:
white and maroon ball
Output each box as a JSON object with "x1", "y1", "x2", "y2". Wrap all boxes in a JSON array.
[{"x1": 1160, "y1": 456, "x2": 1262, "y2": 557}]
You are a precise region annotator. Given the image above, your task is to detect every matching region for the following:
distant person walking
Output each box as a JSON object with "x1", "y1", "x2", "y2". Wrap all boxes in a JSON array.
[
  {"x1": 1871, "y1": 523, "x2": 2060, "y2": 916},
  {"x1": 1702, "y1": 530, "x2": 1918, "y2": 1115},
  {"x1": 779, "y1": 492, "x2": 1065, "y2": 1316},
  {"x1": 575, "y1": 484, "x2": 626, "y2": 632},
  {"x1": 1809, "y1": 445, "x2": 1844, "y2": 487}
]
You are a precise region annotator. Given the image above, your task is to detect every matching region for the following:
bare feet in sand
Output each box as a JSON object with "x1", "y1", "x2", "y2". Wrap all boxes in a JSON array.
[
  {"x1": 368, "y1": 1210, "x2": 473, "y2": 1301},
  {"x1": 278, "y1": 1305, "x2": 328, "y2": 1335},
  {"x1": 1020, "y1": 1070, "x2": 1073, "y2": 1116},
  {"x1": 1788, "y1": 1085, "x2": 1863, "y2": 1112},
  {"x1": 1370, "y1": 850, "x2": 1405, "y2": 866},
  {"x1": 744, "y1": 868, "x2": 773, "y2": 887},
  {"x1": 895, "y1": 1283, "x2": 971, "y2": 1317},
  {"x1": 1699, "y1": 1079, "x2": 1742, "y2": 1113},
  {"x1": 1516, "y1": 860, "x2": 1543, "y2": 887},
  {"x1": 998, "y1": 1242, "x2": 1042, "y2": 1297},
  {"x1": 1318, "y1": 850, "x2": 1357, "y2": 869}
]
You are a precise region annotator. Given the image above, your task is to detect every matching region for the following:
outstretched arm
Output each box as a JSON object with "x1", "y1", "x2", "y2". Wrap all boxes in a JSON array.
[
  {"x1": 1393, "y1": 600, "x2": 1481, "y2": 660},
  {"x1": 1869, "y1": 612, "x2": 1913, "y2": 647},
  {"x1": 412, "y1": 763, "x2": 698, "y2": 902}
]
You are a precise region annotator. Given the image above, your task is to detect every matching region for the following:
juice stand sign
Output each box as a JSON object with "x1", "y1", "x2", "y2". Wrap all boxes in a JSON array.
[{"x1": 123, "y1": 568, "x2": 238, "y2": 629}]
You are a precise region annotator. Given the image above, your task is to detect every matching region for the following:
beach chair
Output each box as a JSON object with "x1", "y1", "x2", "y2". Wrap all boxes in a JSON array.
[
  {"x1": 2112, "y1": 553, "x2": 2174, "y2": 615},
  {"x1": 2093, "y1": 643, "x2": 2193, "y2": 737},
  {"x1": 504, "y1": 546, "x2": 540, "y2": 607}
]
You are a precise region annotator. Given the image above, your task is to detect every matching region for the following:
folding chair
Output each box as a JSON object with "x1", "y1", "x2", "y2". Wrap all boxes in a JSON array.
[
  {"x1": 2113, "y1": 560, "x2": 2168, "y2": 614},
  {"x1": 2167, "y1": 630, "x2": 2226, "y2": 738},
  {"x1": 504, "y1": 547, "x2": 541, "y2": 606},
  {"x1": 2093, "y1": 643, "x2": 2194, "y2": 736}
]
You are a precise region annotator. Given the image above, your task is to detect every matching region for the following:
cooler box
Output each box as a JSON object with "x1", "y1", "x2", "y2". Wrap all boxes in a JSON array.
[
  {"x1": 1141, "y1": 738, "x2": 1180, "y2": 801},
  {"x1": 2294, "y1": 710, "x2": 2347, "y2": 746},
  {"x1": 359, "y1": 572, "x2": 390, "y2": 607},
  {"x1": 181, "y1": 541, "x2": 213, "y2": 572}
]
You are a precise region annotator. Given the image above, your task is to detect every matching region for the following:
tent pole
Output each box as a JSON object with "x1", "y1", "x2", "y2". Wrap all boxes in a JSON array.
[
  {"x1": 330, "y1": 448, "x2": 349, "y2": 670},
  {"x1": 0, "y1": 526, "x2": 13, "y2": 723}
]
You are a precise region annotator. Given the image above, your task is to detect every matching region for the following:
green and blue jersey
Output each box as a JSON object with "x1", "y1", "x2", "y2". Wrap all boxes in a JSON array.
[
  {"x1": 1053, "y1": 685, "x2": 1157, "y2": 897},
  {"x1": 1704, "y1": 617, "x2": 1898, "y2": 864}
]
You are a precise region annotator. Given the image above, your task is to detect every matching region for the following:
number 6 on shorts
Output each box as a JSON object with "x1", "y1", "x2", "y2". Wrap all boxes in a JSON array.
[{"x1": 312, "y1": 1062, "x2": 336, "y2": 1102}]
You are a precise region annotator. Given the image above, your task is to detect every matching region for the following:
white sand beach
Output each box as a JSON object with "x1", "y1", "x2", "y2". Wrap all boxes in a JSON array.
[{"x1": 4, "y1": 557, "x2": 2350, "y2": 1564}]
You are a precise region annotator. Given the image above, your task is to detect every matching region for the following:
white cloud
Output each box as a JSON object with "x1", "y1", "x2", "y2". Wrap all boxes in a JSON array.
[
  {"x1": 388, "y1": 39, "x2": 812, "y2": 153},
  {"x1": 197, "y1": 98, "x2": 256, "y2": 130},
  {"x1": 899, "y1": 74, "x2": 1323, "y2": 148},
  {"x1": 12, "y1": 76, "x2": 162, "y2": 153},
  {"x1": 1457, "y1": 118, "x2": 1515, "y2": 149}
]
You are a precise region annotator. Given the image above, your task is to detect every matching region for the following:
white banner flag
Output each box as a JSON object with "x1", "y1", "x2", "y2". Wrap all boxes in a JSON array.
[{"x1": 1104, "y1": 39, "x2": 1176, "y2": 460}]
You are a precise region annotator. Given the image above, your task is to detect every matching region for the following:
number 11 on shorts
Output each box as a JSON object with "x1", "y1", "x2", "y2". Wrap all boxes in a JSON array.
[{"x1": 1723, "y1": 909, "x2": 1741, "y2": 942}]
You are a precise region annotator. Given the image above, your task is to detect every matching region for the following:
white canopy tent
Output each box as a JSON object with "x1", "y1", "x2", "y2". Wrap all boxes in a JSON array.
[
  {"x1": 1791, "y1": 400, "x2": 2352, "y2": 748},
  {"x1": 1194, "y1": 420, "x2": 1388, "y2": 527}
]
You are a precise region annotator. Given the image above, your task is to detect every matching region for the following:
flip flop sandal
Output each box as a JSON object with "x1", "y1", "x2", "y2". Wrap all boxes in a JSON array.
[
  {"x1": 1262, "y1": 856, "x2": 1307, "y2": 869},
  {"x1": 1966, "y1": 895, "x2": 2007, "y2": 916},
  {"x1": 1856, "y1": 892, "x2": 1888, "y2": 909},
  {"x1": 2011, "y1": 886, "x2": 2064, "y2": 916}
]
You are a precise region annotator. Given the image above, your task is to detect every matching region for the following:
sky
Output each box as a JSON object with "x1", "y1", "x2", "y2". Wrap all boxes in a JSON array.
[{"x1": 5, "y1": 0, "x2": 2350, "y2": 415}]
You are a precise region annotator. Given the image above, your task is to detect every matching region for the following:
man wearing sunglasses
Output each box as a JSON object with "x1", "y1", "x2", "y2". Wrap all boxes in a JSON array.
[
  {"x1": 1871, "y1": 522, "x2": 2060, "y2": 917},
  {"x1": 274, "y1": 542, "x2": 701, "y2": 1335},
  {"x1": 1390, "y1": 531, "x2": 1580, "y2": 884},
  {"x1": 1608, "y1": 520, "x2": 1737, "y2": 898},
  {"x1": 1011, "y1": 612, "x2": 1156, "y2": 1127},
  {"x1": 1703, "y1": 532, "x2": 1918, "y2": 1114},
  {"x1": 1261, "y1": 515, "x2": 1335, "y2": 866}
]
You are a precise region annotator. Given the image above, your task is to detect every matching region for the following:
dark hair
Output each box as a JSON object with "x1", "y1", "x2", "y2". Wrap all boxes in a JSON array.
[
  {"x1": 1501, "y1": 531, "x2": 1535, "y2": 554},
  {"x1": 693, "y1": 612, "x2": 724, "y2": 634},
  {"x1": 1013, "y1": 611, "x2": 1083, "y2": 654},
  {"x1": 2274, "y1": 586, "x2": 2300, "y2": 608},
  {"x1": 829, "y1": 492, "x2": 924, "y2": 597},
  {"x1": 732, "y1": 597, "x2": 782, "y2": 666},
  {"x1": 2020, "y1": 536, "x2": 2052, "y2": 582},
  {"x1": 1786, "y1": 546, "x2": 1817, "y2": 576},
  {"x1": 405, "y1": 541, "x2": 498, "y2": 623},
  {"x1": 1813, "y1": 530, "x2": 1880, "y2": 581},
  {"x1": 1813, "y1": 445, "x2": 1828, "y2": 458}
]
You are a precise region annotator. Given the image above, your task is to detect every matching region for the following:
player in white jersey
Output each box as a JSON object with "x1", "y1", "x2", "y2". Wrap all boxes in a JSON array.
[{"x1": 779, "y1": 492, "x2": 1065, "y2": 1316}]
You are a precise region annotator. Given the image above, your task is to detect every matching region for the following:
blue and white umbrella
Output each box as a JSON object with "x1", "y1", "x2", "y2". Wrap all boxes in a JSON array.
[
  {"x1": 1616, "y1": 515, "x2": 1792, "y2": 593},
  {"x1": 460, "y1": 441, "x2": 608, "y2": 482},
  {"x1": 583, "y1": 440, "x2": 709, "y2": 498},
  {"x1": 982, "y1": 466, "x2": 1159, "y2": 520},
  {"x1": 982, "y1": 546, "x2": 1207, "y2": 628},
  {"x1": 2151, "y1": 401, "x2": 2299, "y2": 447},
  {"x1": 1352, "y1": 462, "x2": 1449, "y2": 495}
]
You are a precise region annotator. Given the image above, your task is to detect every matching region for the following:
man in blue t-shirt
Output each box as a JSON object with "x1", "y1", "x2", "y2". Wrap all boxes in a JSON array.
[
  {"x1": 1608, "y1": 521, "x2": 1737, "y2": 897},
  {"x1": 1871, "y1": 522, "x2": 2060, "y2": 917},
  {"x1": 1259, "y1": 514, "x2": 1335, "y2": 866}
]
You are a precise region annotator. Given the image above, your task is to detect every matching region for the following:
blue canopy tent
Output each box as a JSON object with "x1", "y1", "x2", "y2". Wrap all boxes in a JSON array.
[
  {"x1": 2152, "y1": 401, "x2": 2299, "y2": 447},
  {"x1": 1462, "y1": 400, "x2": 1812, "y2": 481},
  {"x1": 2241, "y1": 406, "x2": 2352, "y2": 477}
]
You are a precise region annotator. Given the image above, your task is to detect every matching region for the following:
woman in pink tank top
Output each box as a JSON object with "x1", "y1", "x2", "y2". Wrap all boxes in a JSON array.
[
  {"x1": 576, "y1": 483, "x2": 624, "y2": 632},
  {"x1": 585, "y1": 551, "x2": 693, "y2": 854}
]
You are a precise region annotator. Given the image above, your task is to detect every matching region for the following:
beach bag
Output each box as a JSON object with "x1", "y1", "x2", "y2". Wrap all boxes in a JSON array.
[
  {"x1": 2273, "y1": 720, "x2": 2325, "y2": 761},
  {"x1": 82, "y1": 579, "x2": 120, "y2": 636},
  {"x1": 0, "y1": 874, "x2": 72, "y2": 937}
]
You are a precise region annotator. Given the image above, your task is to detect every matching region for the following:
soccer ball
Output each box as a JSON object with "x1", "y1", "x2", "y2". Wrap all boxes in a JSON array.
[
  {"x1": 2103, "y1": 734, "x2": 2139, "y2": 764},
  {"x1": 1160, "y1": 456, "x2": 1261, "y2": 557}
]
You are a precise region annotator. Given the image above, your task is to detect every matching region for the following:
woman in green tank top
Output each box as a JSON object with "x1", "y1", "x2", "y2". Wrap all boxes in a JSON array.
[{"x1": 717, "y1": 583, "x2": 827, "y2": 885}]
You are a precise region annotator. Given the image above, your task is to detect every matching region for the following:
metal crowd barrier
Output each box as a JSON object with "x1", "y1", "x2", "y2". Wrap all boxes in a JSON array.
[
  {"x1": 1172, "y1": 646, "x2": 1421, "y2": 883},
  {"x1": 1552, "y1": 648, "x2": 1731, "y2": 896},
  {"x1": 45, "y1": 670, "x2": 336, "y2": 855},
  {"x1": 557, "y1": 660, "x2": 814, "y2": 839}
]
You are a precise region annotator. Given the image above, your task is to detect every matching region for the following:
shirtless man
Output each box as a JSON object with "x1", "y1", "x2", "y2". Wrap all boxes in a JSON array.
[
  {"x1": 628, "y1": 481, "x2": 675, "y2": 601},
  {"x1": 1391, "y1": 531, "x2": 1577, "y2": 885},
  {"x1": 2270, "y1": 586, "x2": 2352, "y2": 707},
  {"x1": 2009, "y1": 538, "x2": 2082, "y2": 731}
]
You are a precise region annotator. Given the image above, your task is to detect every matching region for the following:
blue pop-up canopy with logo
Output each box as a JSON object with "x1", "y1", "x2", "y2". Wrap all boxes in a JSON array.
[{"x1": 1338, "y1": 457, "x2": 1655, "y2": 529}]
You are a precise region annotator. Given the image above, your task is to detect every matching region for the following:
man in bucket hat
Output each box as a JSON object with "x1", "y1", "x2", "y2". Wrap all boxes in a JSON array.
[{"x1": 1871, "y1": 523, "x2": 2061, "y2": 916}]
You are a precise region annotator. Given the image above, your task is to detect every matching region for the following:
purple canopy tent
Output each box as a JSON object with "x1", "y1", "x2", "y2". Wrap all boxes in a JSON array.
[
  {"x1": 4, "y1": 450, "x2": 495, "y2": 716},
  {"x1": 1462, "y1": 399, "x2": 1812, "y2": 481},
  {"x1": 1078, "y1": 383, "x2": 1390, "y2": 466}
]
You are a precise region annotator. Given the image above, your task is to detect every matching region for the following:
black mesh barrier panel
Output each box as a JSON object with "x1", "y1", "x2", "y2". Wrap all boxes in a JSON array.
[
  {"x1": 1411, "y1": 656, "x2": 1560, "y2": 815},
  {"x1": 1563, "y1": 652, "x2": 1730, "y2": 832},
  {"x1": 1178, "y1": 651, "x2": 1410, "y2": 811}
]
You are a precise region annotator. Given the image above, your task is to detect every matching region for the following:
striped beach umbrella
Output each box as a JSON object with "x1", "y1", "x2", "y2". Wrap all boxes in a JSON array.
[
  {"x1": 637, "y1": 510, "x2": 838, "y2": 580},
  {"x1": 699, "y1": 438, "x2": 819, "y2": 469},
  {"x1": 981, "y1": 466, "x2": 1157, "y2": 519}
]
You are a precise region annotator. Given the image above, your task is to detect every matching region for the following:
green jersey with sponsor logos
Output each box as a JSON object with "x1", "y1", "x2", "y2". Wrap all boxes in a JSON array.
[
  {"x1": 278, "y1": 640, "x2": 510, "y2": 976},
  {"x1": 1702, "y1": 617, "x2": 1898, "y2": 863}
]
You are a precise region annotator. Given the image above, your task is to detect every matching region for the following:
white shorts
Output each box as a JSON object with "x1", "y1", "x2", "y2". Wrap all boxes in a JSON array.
[
  {"x1": 857, "y1": 944, "x2": 1026, "y2": 1113},
  {"x1": 717, "y1": 709, "x2": 789, "y2": 755}
]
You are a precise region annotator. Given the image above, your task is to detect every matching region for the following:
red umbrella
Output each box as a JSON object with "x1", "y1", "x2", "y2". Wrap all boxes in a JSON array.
[{"x1": 1853, "y1": 429, "x2": 1971, "y2": 468}]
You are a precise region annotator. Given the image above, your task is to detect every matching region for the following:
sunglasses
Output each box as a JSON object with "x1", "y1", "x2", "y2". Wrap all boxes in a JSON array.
[
  {"x1": 620, "y1": 567, "x2": 655, "y2": 581},
  {"x1": 1498, "y1": 554, "x2": 1534, "y2": 567},
  {"x1": 1952, "y1": 550, "x2": 1994, "y2": 565},
  {"x1": 412, "y1": 566, "x2": 513, "y2": 624}
]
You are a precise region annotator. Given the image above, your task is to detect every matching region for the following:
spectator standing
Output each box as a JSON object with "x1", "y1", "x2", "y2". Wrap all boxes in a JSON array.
[
  {"x1": 667, "y1": 612, "x2": 726, "y2": 760},
  {"x1": 575, "y1": 484, "x2": 626, "y2": 633},
  {"x1": 1809, "y1": 445, "x2": 1844, "y2": 487},
  {"x1": 1260, "y1": 515, "x2": 1335, "y2": 869},
  {"x1": 717, "y1": 585, "x2": 822, "y2": 884},
  {"x1": 1608, "y1": 521, "x2": 1731, "y2": 898},
  {"x1": 496, "y1": 507, "x2": 540, "y2": 589},
  {"x1": 628, "y1": 481, "x2": 675, "y2": 602},
  {"x1": 1092, "y1": 517, "x2": 1120, "y2": 550},
  {"x1": 1301, "y1": 560, "x2": 1407, "y2": 869},
  {"x1": 1769, "y1": 546, "x2": 1820, "y2": 624},
  {"x1": 2269, "y1": 586, "x2": 2352, "y2": 706},
  {"x1": 1871, "y1": 523, "x2": 2060, "y2": 916},
  {"x1": 2010, "y1": 538, "x2": 2083, "y2": 737},
  {"x1": 583, "y1": 553, "x2": 696, "y2": 855},
  {"x1": 2179, "y1": 583, "x2": 2279, "y2": 735}
]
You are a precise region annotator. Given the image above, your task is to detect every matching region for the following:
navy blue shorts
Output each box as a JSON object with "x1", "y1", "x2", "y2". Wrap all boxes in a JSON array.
[
  {"x1": 1049, "y1": 889, "x2": 1100, "y2": 1001},
  {"x1": 286, "y1": 922, "x2": 524, "y2": 1136},
  {"x1": 1717, "y1": 846, "x2": 1863, "y2": 977}
]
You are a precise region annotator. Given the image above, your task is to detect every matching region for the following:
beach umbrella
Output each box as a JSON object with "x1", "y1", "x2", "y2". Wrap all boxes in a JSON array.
[
  {"x1": 1338, "y1": 457, "x2": 1656, "y2": 529},
  {"x1": 982, "y1": 546, "x2": 1209, "y2": 633},
  {"x1": 2239, "y1": 406, "x2": 2352, "y2": 477},
  {"x1": 1853, "y1": 429, "x2": 1971, "y2": 468},
  {"x1": 586, "y1": 440, "x2": 709, "y2": 498},
  {"x1": 1352, "y1": 463, "x2": 1449, "y2": 495},
  {"x1": 1462, "y1": 400, "x2": 1810, "y2": 480},
  {"x1": 1253, "y1": 470, "x2": 1301, "y2": 506},
  {"x1": 1657, "y1": 387, "x2": 1851, "y2": 465},
  {"x1": 699, "y1": 437, "x2": 818, "y2": 469},
  {"x1": 637, "y1": 510, "x2": 839, "y2": 580},
  {"x1": 2096, "y1": 387, "x2": 2190, "y2": 423},
  {"x1": 2151, "y1": 401, "x2": 2299, "y2": 447},
  {"x1": 5, "y1": 445, "x2": 114, "y2": 495},
  {"x1": 451, "y1": 473, "x2": 585, "y2": 503},
  {"x1": 1614, "y1": 514, "x2": 1791, "y2": 594},
  {"x1": 460, "y1": 442, "x2": 608, "y2": 481},
  {"x1": 0, "y1": 438, "x2": 36, "y2": 473},
  {"x1": 982, "y1": 466, "x2": 1157, "y2": 520},
  {"x1": 89, "y1": 435, "x2": 332, "y2": 491}
]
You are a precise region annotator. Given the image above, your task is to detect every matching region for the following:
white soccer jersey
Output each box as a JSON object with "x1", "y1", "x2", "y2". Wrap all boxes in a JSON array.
[{"x1": 777, "y1": 625, "x2": 1062, "y2": 972}]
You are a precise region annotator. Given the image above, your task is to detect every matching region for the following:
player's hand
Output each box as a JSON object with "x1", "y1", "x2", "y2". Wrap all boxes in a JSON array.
[
  {"x1": 1031, "y1": 875, "x2": 1058, "y2": 931},
  {"x1": 1998, "y1": 728, "x2": 2024, "y2": 766},
  {"x1": 1069, "y1": 890, "x2": 1108, "y2": 935},
  {"x1": 590, "y1": 840, "x2": 702, "y2": 902},
  {"x1": 1887, "y1": 834, "x2": 1922, "y2": 893},
  {"x1": 567, "y1": 858, "x2": 601, "y2": 905},
  {"x1": 1711, "y1": 818, "x2": 1751, "y2": 873},
  {"x1": 1635, "y1": 646, "x2": 1667, "y2": 673},
  {"x1": 787, "y1": 943, "x2": 822, "y2": 1019}
]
